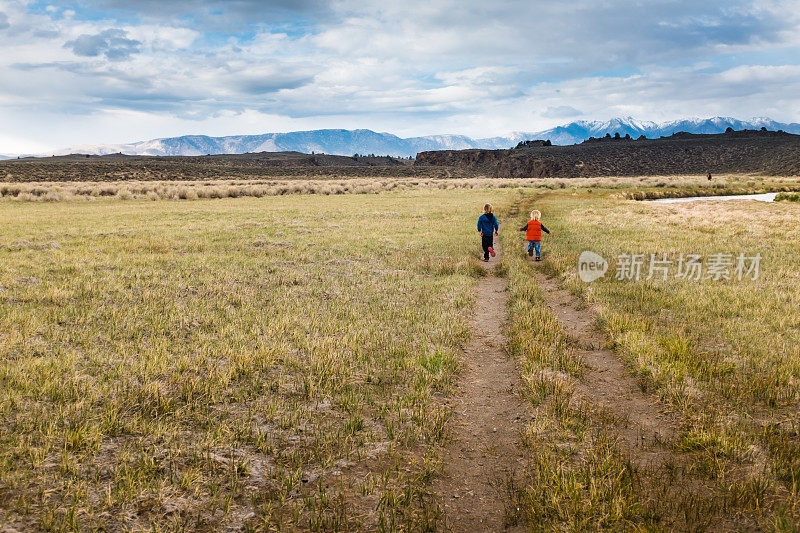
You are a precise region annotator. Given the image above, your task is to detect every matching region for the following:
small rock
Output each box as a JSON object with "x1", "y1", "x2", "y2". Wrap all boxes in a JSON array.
[{"x1": 301, "y1": 472, "x2": 319, "y2": 484}]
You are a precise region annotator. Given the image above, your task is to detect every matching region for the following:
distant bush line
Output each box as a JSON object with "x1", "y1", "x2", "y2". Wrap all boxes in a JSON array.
[
  {"x1": 4, "y1": 175, "x2": 800, "y2": 203},
  {"x1": 627, "y1": 184, "x2": 800, "y2": 200},
  {"x1": 0, "y1": 178, "x2": 540, "y2": 202}
]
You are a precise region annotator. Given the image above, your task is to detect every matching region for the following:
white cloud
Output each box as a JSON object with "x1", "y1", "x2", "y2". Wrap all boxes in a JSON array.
[
  {"x1": 1, "y1": 0, "x2": 800, "y2": 152},
  {"x1": 126, "y1": 25, "x2": 200, "y2": 50},
  {"x1": 718, "y1": 64, "x2": 800, "y2": 84},
  {"x1": 542, "y1": 106, "x2": 583, "y2": 119},
  {"x1": 64, "y1": 28, "x2": 141, "y2": 60}
]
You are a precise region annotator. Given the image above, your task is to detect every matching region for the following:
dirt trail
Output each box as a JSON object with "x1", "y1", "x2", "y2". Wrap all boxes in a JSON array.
[
  {"x1": 533, "y1": 272, "x2": 680, "y2": 466},
  {"x1": 433, "y1": 234, "x2": 529, "y2": 532},
  {"x1": 433, "y1": 234, "x2": 685, "y2": 530}
]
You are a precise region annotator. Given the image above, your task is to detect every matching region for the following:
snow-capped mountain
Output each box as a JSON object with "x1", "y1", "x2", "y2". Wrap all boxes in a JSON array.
[
  {"x1": 44, "y1": 130, "x2": 508, "y2": 158},
  {"x1": 21, "y1": 117, "x2": 800, "y2": 158},
  {"x1": 526, "y1": 117, "x2": 800, "y2": 146}
]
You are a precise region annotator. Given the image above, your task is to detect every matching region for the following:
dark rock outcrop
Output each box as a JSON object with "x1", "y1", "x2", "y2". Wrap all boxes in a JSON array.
[
  {"x1": 415, "y1": 129, "x2": 800, "y2": 178},
  {"x1": 514, "y1": 139, "x2": 551, "y2": 148},
  {"x1": 0, "y1": 151, "x2": 442, "y2": 181}
]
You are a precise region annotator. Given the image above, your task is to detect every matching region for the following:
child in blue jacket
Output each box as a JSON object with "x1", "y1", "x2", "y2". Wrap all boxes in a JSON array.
[{"x1": 477, "y1": 203, "x2": 499, "y2": 261}]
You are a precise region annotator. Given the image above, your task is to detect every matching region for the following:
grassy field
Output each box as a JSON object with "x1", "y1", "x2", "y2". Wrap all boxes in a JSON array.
[
  {"x1": 503, "y1": 181, "x2": 800, "y2": 529},
  {"x1": 0, "y1": 187, "x2": 522, "y2": 531},
  {"x1": 3, "y1": 174, "x2": 800, "y2": 531}
]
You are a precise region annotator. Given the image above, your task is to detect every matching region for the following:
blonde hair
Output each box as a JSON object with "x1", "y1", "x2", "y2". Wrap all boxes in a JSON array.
[
  {"x1": 530, "y1": 210, "x2": 541, "y2": 221},
  {"x1": 484, "y1": 203, "x2": 493, "y2": 213}
]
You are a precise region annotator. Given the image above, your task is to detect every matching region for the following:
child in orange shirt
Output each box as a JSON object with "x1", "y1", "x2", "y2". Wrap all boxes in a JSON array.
[{"x1": 518, "y1": 210, "x2": 550, "y2": 261}]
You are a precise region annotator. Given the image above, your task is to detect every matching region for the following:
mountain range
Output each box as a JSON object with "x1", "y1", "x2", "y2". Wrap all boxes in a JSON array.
[{"x1": 15, "y1": 117, "x2": 800, "y2": 159}]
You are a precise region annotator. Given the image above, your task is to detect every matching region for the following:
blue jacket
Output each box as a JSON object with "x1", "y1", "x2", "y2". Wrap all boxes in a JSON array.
[{"x1": 477, "y1": 213, "x2": 499, "y2": 235}]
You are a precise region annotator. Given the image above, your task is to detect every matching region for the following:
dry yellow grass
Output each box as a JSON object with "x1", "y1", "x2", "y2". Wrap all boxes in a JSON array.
[
  {"x1": 1, "y1": 177, "x2": 537, "y2": 202},
  {"x1": 504, "y1": 179, "x2": 800, "y2": 529},
  {"x1": 0, "y1": 187, "x2": 523, "y2": 531},
  {"x1": 3, "y1": 173, "x2": 799, "y2": 530},
  {"x1": 5, "y1": 173, "x2": 799, "y2": 203}
]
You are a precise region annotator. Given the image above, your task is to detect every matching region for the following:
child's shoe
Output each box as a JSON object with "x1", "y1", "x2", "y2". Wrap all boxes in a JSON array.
[
  {"x1": 488, "y1": 247, "x2": 496, "y2": 257},
  {"x1": 483, "y1": 258, "x2": 489, "y2": 262},
  {"x1": 535, "y1": 255, "x2": 541, "y2": 261}
]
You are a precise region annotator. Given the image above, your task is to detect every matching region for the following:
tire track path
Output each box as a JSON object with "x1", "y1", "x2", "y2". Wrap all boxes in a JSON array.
[{"x1": 533, "y1": 272, "x2": 680, "y2": 465}]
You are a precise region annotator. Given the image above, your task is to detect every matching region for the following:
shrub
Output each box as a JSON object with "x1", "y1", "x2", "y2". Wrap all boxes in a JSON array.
[
  {"x1": 44, "y1": 190, "x2": 64, "y2": 202},
  {"x1": 776, "y1": 192, "x2": 800, "y2": 202}
]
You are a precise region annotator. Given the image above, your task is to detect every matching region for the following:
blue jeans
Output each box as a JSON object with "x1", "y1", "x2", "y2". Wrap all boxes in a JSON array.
[{"x1": 527, "y1": 240, "x2": 541, "y2": 256}]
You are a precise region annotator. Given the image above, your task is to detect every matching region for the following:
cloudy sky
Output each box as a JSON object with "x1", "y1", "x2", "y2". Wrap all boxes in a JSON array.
[{"x1": 1, "y1": 0, "x2": 800, "y2": 153}]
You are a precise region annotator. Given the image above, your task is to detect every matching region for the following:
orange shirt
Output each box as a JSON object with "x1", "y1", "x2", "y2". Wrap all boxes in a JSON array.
[{"x1": 525, "y1": 220, "x2": 542, "y2": 241}]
